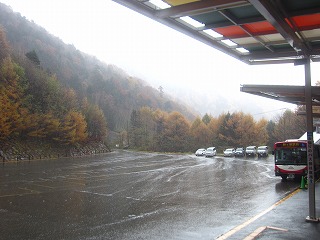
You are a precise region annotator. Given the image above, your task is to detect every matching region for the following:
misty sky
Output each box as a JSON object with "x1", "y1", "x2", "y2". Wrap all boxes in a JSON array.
[{"x1": 2, "y1": 0, "x2": 320, "y2": 119}]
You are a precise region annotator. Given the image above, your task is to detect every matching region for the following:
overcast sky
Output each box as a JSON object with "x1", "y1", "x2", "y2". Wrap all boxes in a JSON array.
[{"x1": 2, "y1": 0, "x2": 320, "y2": 118}]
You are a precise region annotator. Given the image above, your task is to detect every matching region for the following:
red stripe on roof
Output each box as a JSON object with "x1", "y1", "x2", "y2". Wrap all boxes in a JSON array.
[
  {"x1": 291, "y1": 14, "x2": 320, "y2": 31},
  {"x1": 215, "y1": 25, "x2": 248, "y2": 38}
]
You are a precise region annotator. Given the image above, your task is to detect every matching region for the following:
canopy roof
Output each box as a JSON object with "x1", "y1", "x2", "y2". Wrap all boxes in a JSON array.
[
  {"x1": 240, "y1": 84, "x2": 320, "y2": 105},
  {"x1": 300, "y1": 131, "x2": 320, "y2": 144},
  {"x1": 113, "y1": 0, "x2": 320, "y2": 65}
]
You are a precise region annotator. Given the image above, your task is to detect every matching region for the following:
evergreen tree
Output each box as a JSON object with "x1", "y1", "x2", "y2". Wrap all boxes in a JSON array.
[
  {"x1": 129, "y1": 110, "x2": 142, "y2": 148},
  {"x1": 25, "y1": 50, "x2": 40, "y2": 66},
  {"x1": 202, "y1": 113, "x2": 212, "y2": 125}
]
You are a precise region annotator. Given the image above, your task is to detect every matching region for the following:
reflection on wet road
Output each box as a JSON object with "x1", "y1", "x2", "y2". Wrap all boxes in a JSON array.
[{"x1": 0, "y1": 151, "x2": 299, "y2": 239}]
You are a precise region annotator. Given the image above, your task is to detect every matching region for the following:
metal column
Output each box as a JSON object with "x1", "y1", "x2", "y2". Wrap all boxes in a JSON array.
[{"x1": 305, "y1": 58, "x2": 318, "y2": 222}]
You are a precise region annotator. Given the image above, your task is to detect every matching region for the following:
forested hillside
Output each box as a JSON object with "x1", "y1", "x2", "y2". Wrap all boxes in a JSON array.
[
  {"x1": 0, "y1": 25, "x2": 111, "y2": 157},
  {"x1": 0, "y1": 3, "x2": 196, "y2": 131},
  {"x1": 0, "y1": 3, "x2": 307, "y2": 158}
]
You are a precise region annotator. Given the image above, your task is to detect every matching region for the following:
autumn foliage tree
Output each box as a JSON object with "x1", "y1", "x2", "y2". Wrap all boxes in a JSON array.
[
  {"x1": 162, "y1": 111, "x2": 191, "y2": 152},
  {"x1": 27, "y1": 112, "x2": 61, "y2": 139},
  {"x1": 0, "y1": 57, "x2": 26, "y2": 139},
  {"x1": 84, "y1": 104, "x2": 107, "y2": 141},
  {"x1": 124, "y1": 104, "x2": 311, "y2": 153},
  {"x1": 60, "y1": 110, "x2": 88, "y2": 145},
  {"x1": 190, "y1": 117, "x2": 210, "y2": 149},
  {"x1": 272, "y1": 109, "x2": 306, "y2": 141},
  {"x1": 129, "y1": 109, "x2": 191, "y2": 152}
]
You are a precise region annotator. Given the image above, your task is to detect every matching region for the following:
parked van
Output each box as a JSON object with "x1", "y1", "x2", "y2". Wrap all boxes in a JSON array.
[{"x1": 257, "y1": 146, "x2": 269, "y2": 157}]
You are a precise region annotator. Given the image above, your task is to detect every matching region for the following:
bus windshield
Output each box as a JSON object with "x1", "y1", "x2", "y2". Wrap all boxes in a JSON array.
[{"x1": 275, "y1": 147, "x2": 307, "y2": 165}]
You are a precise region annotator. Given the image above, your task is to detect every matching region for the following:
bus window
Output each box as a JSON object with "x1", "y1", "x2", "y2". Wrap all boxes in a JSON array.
[{"x1": 275, "y1": 148, "x2": 306, "y2": 164}]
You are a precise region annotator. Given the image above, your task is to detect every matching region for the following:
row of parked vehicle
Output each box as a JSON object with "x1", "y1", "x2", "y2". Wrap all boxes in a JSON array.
[
  {"x1": 195, "y1": 147, "x2": 217, "y2": 157},
  {"x1": 195, "y1": 146, "x2": 269, "y2": 158}
]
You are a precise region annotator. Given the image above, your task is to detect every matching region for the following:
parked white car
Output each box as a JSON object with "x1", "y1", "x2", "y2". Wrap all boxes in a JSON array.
[
  {"x1": 223, "y1": 148, "x2": 235, "y2": 157},
  {"x1": 245, "y1": 146, "x2": 257, "y2": 157},
  {"x1": 205, "y1": 147, "x2": 217, "y2": 157},
  {"x1": 195, "y1": 148, "x2": 206, "y2": 156},
  {"x1": 257, "y1": 146, "x2": 269, "y2": 157}
]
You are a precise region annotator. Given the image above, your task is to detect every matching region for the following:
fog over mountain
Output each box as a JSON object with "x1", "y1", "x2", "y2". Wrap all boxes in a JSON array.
[{"x1": 136, "y1": 71, "x2": 296, "y2": 120}]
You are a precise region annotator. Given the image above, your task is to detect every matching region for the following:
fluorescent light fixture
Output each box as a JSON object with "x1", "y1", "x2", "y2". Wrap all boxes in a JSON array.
[
  {"x1": 203, "y1": 29, "x2": 222, "y2": 38},
  {"x1": 261, "y1": 92, "x2": 279, "y2": 98},
  {"x1": 180, "y1": 16, "x2": 204, "y2": 28},
  {"x1": 149, "y1": 0, "x2": 170, "y2": 9},
  {"x1": 221, "y1": 39, "x2": 237, "y2": 47},
  {"x1": 236, "y1": 47, "x2": 249, "y2": 53}
]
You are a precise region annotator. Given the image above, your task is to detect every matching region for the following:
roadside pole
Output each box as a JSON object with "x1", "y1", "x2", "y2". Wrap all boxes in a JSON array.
[{"x1": 304, "y1": 58, "x2": 319, "y2": 222}]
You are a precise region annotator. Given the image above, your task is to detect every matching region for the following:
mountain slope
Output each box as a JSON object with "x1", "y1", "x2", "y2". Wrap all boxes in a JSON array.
[{"x1": 0, "y1": 3, "x2": 197, "y2": 130}]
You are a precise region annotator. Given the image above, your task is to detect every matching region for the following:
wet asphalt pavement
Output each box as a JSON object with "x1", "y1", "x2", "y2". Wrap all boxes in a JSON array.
[{"x1": 0, "y1": 150, "x2": 300, "y2": 239}]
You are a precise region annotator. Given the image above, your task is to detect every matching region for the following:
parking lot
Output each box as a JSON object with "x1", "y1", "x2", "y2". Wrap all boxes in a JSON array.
[{"x1": 0, "y1": 150, "x2": 299, "y2": 239}]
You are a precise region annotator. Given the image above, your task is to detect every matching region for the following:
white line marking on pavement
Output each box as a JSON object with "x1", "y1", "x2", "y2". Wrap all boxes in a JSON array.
[
  {"x1": 243, "y1": 226, "x2": 288, "y2": 240},
  {"x1": 216, "y1": 188, "x2": 300, "y2": 240}
]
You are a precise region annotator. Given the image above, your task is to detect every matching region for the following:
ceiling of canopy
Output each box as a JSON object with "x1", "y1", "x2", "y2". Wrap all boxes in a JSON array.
[{"x1": 112, "y1": 0, "x2": 320, "y2": 65}]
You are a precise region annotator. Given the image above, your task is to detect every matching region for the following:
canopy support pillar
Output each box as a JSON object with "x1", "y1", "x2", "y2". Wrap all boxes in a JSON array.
[{"x1": 305, "y1": 58, "x2": 319, "y2": 222}]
